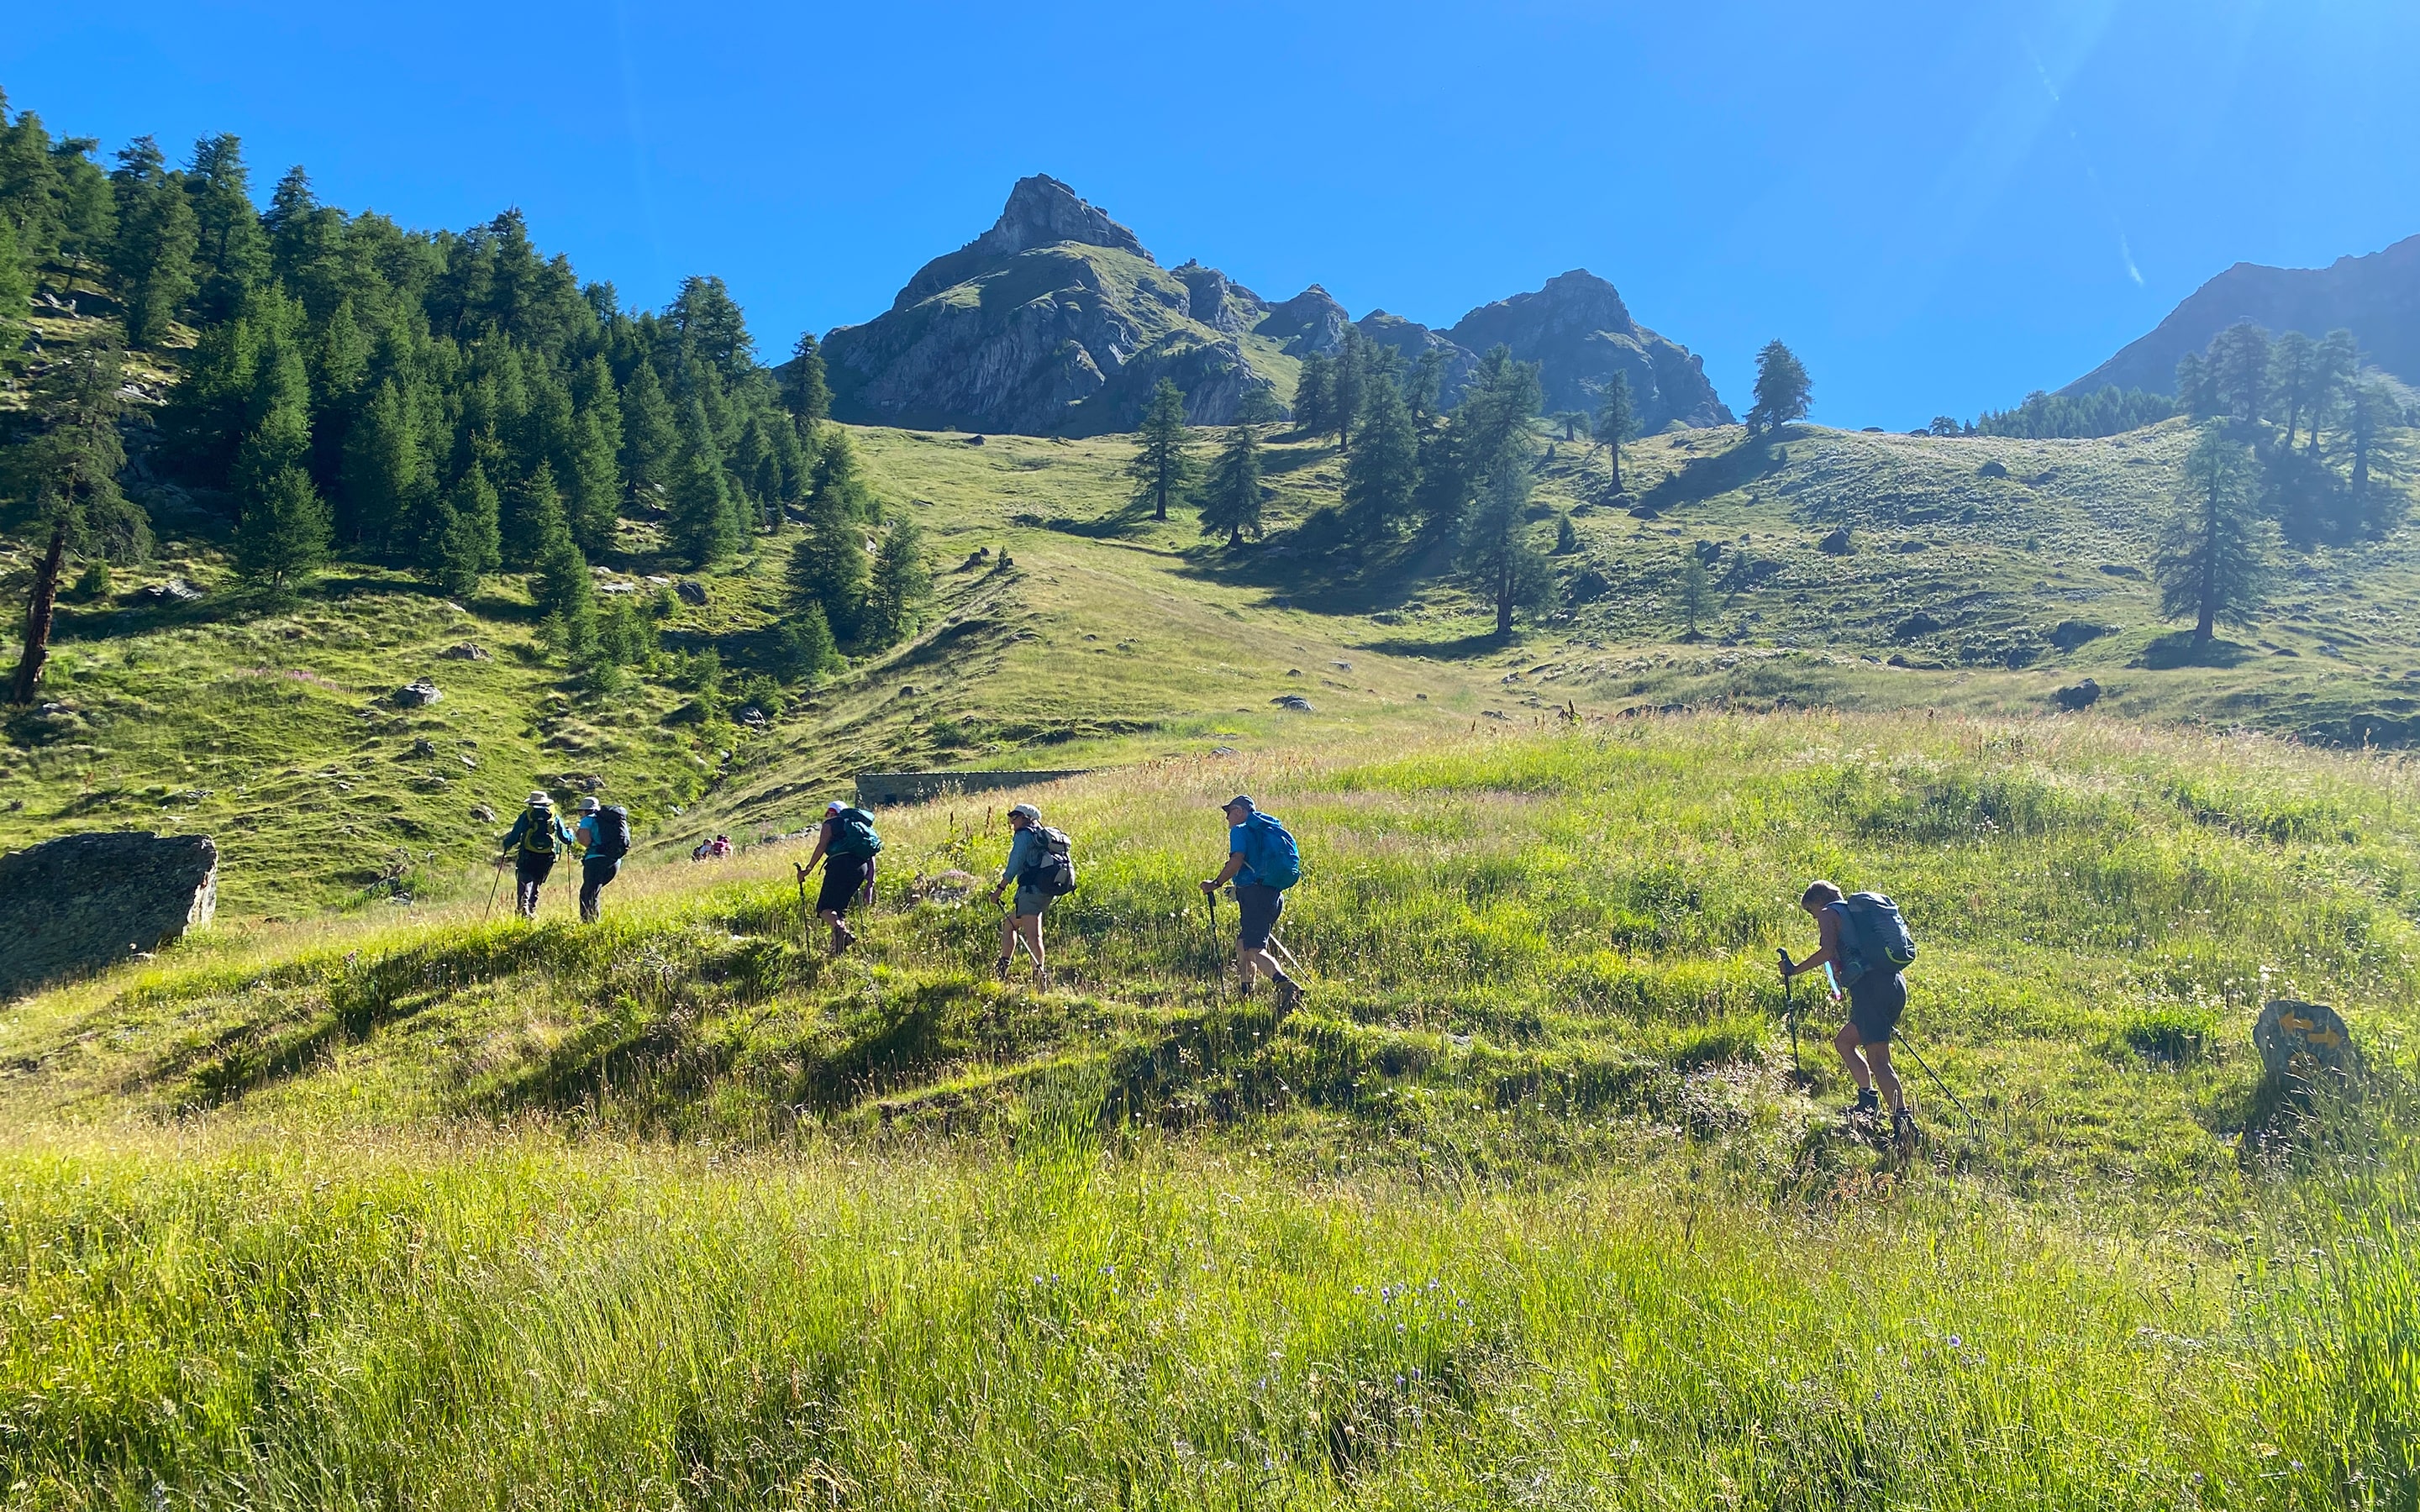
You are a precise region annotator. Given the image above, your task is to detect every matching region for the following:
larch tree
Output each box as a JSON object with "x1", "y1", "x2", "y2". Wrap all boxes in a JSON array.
[
  {"x1": 1745, "y1": 340, "x2": 1811, "y2": 434},
  {"x1": 1594, "y1": 371, "x2": 1637, "y2": 494},
  {"x1": 8, "y1": 338, "x2": 149, "y2": 703},
  {"x1": 666, "y1": 396, "x2": 740, "y2": 565},
  {"x1": 1343, "y1": 373, "x2": 1419, "y2": 539},
  {"x1": 1198, "y1": 419, "x2": 1265, "y2": 547},
  {"x1": 1460, "y1": 465, "x2": 1555, "y2": 638},
  {"x1": 865, "y1": 512, "x2": 933, "y2": 648},
  {"x1": 2155, "y1": 426, "x2": 2269, "y2": 645},
  {"x1": 1129, "y1": 378, "x2": 1197, "y2": 522}
]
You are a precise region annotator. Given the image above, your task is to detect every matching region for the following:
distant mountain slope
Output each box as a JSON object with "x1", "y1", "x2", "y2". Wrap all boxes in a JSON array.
[
  {"x1": 823, "y1": 180, "x2": 1733, "y2": 436},
  {"x1": 2063, "y1": 234, "x2": 2420, "y2": 396},
  {"x1": 1447, "y1": 270, "x2": 1734, "y2": 428},
  {"x1": 823, "y1": 176, "x2": 1297, "y2": 435}
]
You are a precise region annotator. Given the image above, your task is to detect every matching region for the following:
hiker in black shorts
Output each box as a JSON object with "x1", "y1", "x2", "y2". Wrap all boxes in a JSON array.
[
  {"x1": 800, "y1": 799, "x2": 881, "y2": 954},
  {"x1": 1781, "y1": 879, "x2": 1910, "y2": 1139},
  {"x1": 498, "y1": 790, "x2": 576, "y2": 919},
  {"x1": 1198, "y1": 795, "x2": 1302, "y2": 1008}
]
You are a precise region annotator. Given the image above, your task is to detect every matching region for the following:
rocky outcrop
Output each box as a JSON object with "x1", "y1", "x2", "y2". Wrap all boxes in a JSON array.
[
  {"x1": 0, "y1": 832, "x2": 217, "y2": 999},
  {"x1": 2063, "y1": 233, "x2": 2420, "y2": 396},
  {"x1": 1254, "y1": 285, "x2": 1352, "y2": 357},
  {"x1": 824, "y1": 180, "x2": 1286, "y2": 435},
  {"x1": 1446, "y1": 270, "x2": 1733, "y2": 429},
  {"x1": 1355, "y1": 311, "x2": 1481, "y2": 400}
]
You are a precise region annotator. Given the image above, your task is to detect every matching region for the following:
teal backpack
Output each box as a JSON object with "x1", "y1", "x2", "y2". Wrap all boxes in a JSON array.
[
  {"x1": 1239, "y1": 812, "x2": 1301, "y2": 891},
  {"x1": 1832, "y1": 892, "x2": 1917, "y2": 986},
  {"x1": 828, "y1": 806, "x2": 883, "y2": 859}
]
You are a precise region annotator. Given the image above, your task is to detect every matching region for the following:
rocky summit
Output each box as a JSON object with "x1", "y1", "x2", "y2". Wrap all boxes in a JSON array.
[{"x1": 823, "y1": 178, "x2": 1732, "y2": 436}]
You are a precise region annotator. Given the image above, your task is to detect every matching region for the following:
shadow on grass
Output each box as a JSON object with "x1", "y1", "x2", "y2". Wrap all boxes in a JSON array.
[
  {"x1": 1633, "y1": 429, "x2": 1797, "y2": 517},
  {"x1": 2133, "y1": 632, "x2": 2256, "y2": 669},
  {"x1": 1173, "y1": 507, "x2": 1467, "y2": 617}
]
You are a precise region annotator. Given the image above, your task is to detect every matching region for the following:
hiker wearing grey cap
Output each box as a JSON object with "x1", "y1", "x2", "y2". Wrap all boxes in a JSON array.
[
  {"x1": 990, "y1": 803, "x2": 1055, "y2": 985},
  {"x1": 1199, "y1": 795, "x2": 1302, "y2": 1008},
  {"x1": 498, "y1": 790, "x2": 576, "y2": 919},
  {"x1": 573, "y1": 795, "x2": 632, "y2": 923}
]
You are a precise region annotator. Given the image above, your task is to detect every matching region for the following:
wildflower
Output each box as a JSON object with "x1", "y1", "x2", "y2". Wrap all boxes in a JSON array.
[{"x1": 1948, "y1": 1335, "x2": 1962, "y2": 1349}]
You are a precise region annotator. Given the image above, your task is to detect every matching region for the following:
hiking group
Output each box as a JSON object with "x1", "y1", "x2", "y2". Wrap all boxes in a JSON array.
[{"x1": 497, "y1": 791, "x2": 632, "y2": 922}]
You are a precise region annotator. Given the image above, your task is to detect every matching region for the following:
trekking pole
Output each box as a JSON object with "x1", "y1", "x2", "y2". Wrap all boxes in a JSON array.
[
  {"x1": 1266, "y1": 931, "x2": 1309, "y2": 982},
  {"x1": 1894, "y1": 1030, "x2": 1981, "y2": 1142},
  {"x1": 792, "y1": 863, "x2": 814, "y2": 942},
  {"x1": 1776, "y1": 948, "x2": 1802, "y2": 1082},
  {"x1": 481, "y1": 860, "x2": 504, "y2": 923}
]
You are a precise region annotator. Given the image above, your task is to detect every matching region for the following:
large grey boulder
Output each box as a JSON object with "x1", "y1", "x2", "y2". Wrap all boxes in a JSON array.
[{"x1": 0, "y1": 832, "x2": 218, "y2": 999}]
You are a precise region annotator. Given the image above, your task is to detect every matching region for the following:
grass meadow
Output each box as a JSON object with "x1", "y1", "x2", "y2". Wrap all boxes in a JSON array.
[{"x1": 4, "y1": 711, "x2": 2420, "y2": 1505}]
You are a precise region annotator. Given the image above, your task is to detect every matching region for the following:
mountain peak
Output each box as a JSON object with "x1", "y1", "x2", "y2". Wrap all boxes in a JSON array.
[{"x1": 893, "y1": 176, "x2": 1152, "y2": 309}]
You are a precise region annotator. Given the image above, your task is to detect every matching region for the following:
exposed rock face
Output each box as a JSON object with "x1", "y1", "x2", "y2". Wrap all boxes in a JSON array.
[
  {"x1": 1254, "y1": 285, "x2": 1351, "y2": 357},
  {"x1": 0, "y1": 832, "x2": 217, "y2": 999},
  {"x1": 1355, "y1": 310, "x2": 1481, "y2": 400},
  {"x1": 1446, "y1": 270, "x2": 1734, "y2": 429},
  {"x1": 824, "y1": 179, "x2": 1286, "y2": 435},
  {"x1": 2063, "y1": 234, "x2": 2420, "y2": 396}
]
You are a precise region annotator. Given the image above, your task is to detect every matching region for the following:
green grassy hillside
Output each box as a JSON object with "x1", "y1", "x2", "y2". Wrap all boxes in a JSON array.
[
  {"x1": 3, "y1": 712, "x2": 2416, "y2": 1505},
  {"x1": 14, "y1": 400, "x2": 2420, "y2": 920}
]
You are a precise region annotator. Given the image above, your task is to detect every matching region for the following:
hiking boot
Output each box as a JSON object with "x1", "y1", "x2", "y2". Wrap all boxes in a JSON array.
[
  {"x1": 995, "y1": 955, "x2": 1015, "y2": 981},
  {"x1": 1850, "y1": 1088, "x2": 1881, "y2": 1122}
]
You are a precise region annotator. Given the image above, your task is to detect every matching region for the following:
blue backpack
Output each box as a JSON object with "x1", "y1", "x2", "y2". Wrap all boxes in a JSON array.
[
  {"x1": 1831, "y1": 892, "x2": 1917, "y2": 987},
  {"x1": 1239, "y1": 812, "x2": 1301, "y2": 891}
]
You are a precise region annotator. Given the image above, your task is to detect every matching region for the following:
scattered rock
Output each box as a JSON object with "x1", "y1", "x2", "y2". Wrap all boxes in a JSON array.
[
  {"x1": 965, "y1": 434, "x2": 986, "y2": 446},
  {"x1": 138, "y1": 577, "x2": 201, "y2": 604},
  {"x1": 1976, "y1": 459, "x2": 2010, "y2": 479},
  {"x1": 1270, "y1": 695, "x2": 1315, "y2": 711},
  {"x1": 1286, "y1": 668, "x2": 1302, "y2": 677},
  {"x1": 2254, "y1": 999, "x2": 2362, "y2": 1081},
  {"x1": 470, "y1": 804, "x2": 496, "y2": 823},
  {"x1": 1818, "y1": 528, "x2": 1854, "y2": 555},
  {"x1": 459, "y1": 753, "x2": 478, "y2": 770},
  {"x1": 2054, "y1": 678, "x2": 2102, "y2": 711},
  {"x1": 1209, "y1": 746, "x2": 1239, "y2": 756},
  {"x1": 676, "y1": 580, "x2": 709, "y2": 606},
  {"x1": 905, "y1": 869, "x2": 984, "y2": 906},
  {"x1": 644, "y1": 575, "x2": 674, "y2": 587},
  {"x1": 739, "y1": 706, "x2": 769, "y2": 728},
  {"x1": 0, "y1": 832, "x2": 218, "y2": 999},
  {"x1": 2098, "y1": 563, "x2": 2144, "y2": 579},
  {"x1": 1481, "y1": 710, "x2": 1510, "y2": 720},
  {"x1": 897, "y1": 685, "x2": 919, "y2": 699},
  {"x1": 1329, "y1": 660, "x2": 1352, "y2": 671},
  {"x1": 598, "y1": 580, "x2": 638, "y2": 595},
  {"x1": 439, "y1": 642, "x2": 490, "y2": 660},
  {"x1": 1894, "y1": 613, "x2": 1943, "y2": 641},
  {"x1": 2049, "y1": 620, "x2": 2113, "y2": 651},
  {"x1": 408, "y1": 738, "x2": 439, "y2": 758},
  {"x1": 393, "y1": 680, "x2": 444, "y2": 708}
]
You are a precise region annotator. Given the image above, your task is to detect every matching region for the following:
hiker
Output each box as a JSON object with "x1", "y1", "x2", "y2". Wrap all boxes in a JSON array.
[
  {"x1": 800, "y1": 799, "x2": 881, "y2": 953},
  {"x1": 1198, "y1": 795, "x2": 1302, "y2": 1008},
  {"x1": 573, "y1": 795, "x2": 631, "y2": 923},
  {"x1": 691, "y1": 834, "x2": 732, "y2": 862},
  {"x1": 498, "y1": 790, "x2": 576, "y2": 919},
  {"x1": 989, "y1": 802, "x2": 1073, "y2": 986},
  {"x1": 1781, "y1": 879, "x2": 1914, "y2": 1145}
]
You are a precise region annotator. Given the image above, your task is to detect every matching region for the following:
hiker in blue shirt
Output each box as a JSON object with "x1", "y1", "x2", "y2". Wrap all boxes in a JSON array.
[
  {"x1": 989, "y1": 802, "x2": 1053, "y2": 986},
  {"x1": 1198, "y1": 794, "x2": 1302, "y2": 1008},
  {"x1": 498, "y1": 790, "x2": 576, "y2": 919},
  {"x1": 571, "y1": 795, "x2": 631, "y2": 924}
]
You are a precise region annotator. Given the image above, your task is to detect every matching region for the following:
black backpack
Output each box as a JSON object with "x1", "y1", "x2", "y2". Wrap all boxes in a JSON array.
[
  {"x1": 592, "y1": 805, "x2": 631, "y2": 860},
  {"x1": 828, "y1": 806, "x2": 883, "y2": 859},
  {"x1": 1833, "y1": 892, "x2": 1918, "y2": 987},
  {"x1": 519, "y1": 809, "x2": 560, "y2": 854},
  {"x1": 1019, "y1": 825, "x2": 1077, "y2": 897}
]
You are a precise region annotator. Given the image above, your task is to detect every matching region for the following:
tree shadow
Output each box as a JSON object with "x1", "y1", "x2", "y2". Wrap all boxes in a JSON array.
[
  {"x1": 1355, "y1": 627, "x2": 1509, "y2": 660},
  {"x1": 1172, "y1": 508, "x2": 1461, "y2": 617},
  {"x1": 2133, "y1": 632, "x2": 2256, "y2": 669},
  {"x1": 1633, "y1": 428, "x2": 1797, "y2": 517}
]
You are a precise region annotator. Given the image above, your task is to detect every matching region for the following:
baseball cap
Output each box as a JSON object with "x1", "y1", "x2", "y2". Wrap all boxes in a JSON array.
[
  {"x1": 1008, "y1": 802, "x2": 1040, "y2": 822},
  {"x1": 826, "y1": 800, "x2": 846, "y2": 814},
  {"x1": 1221, "y1": 795, "x2": 1255, "y2": 812}
]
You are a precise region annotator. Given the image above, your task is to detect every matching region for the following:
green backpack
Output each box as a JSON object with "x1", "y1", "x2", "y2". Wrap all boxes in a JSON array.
[{"x1": 828, "y1": 806, "x2": 883, "y2": 859}]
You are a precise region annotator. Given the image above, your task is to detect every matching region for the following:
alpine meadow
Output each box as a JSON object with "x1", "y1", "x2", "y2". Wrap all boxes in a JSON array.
[{"x1": 3, "y1": 60, "x2": 2420, "y2": 1512}]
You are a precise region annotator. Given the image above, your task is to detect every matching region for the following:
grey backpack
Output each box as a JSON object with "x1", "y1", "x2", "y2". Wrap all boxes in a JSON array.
[{"x1": 1833, "y1": 892, "x2": 1918, "y2": 987}]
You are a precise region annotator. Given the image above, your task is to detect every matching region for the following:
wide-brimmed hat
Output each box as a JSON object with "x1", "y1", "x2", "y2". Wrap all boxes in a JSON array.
[
  {"x1": 1008, "y1": 802, "x2": 1040, "y2": 822},
  {"x1": 527, "y1": 790, "x2": 553, "y2": 807},
  {"x1": 578, "y1": 796, "x2": 601, "y2": 813}
]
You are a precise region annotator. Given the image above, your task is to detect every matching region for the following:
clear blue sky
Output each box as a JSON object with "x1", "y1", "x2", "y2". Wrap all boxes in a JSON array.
[{"x1": 6, "y1": 1, "x2": 2415, "y2": 428}]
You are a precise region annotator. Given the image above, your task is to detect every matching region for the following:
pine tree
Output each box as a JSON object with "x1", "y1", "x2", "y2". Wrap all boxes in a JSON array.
[
  {"x1": 1594, "y1": 371, "x2": 1637, "y2": 494},
  {"x1": 809, "y1": 426, "x2": 878, "y2": 520},
  {"x1": 232, "y1": 321, "x2": 313, "y2": 520},
  {"x1": 425, "y1": 460, "x2": 502, "y2": 598},
  {"x1": 339, "y1": 377, "x2": 427, "y2": 554},
  {"x1": 2155, "y1": 427, "x2": 2268, "y2": 645},
  {"x1": 1235, "y1": 385, "x2": 1286, "y2": 427},
  {"x1": 2208, "y1": 322, "x2": 2271, "y2": 426},
  {"x1": 618, "y1": 357, "x2": 678, "y2": 501},
  {"x1": 106, "y1": 136, "x2": 197, "y2": 348},
  {"x1": 2174, "y1": 352, "x2": 2217, "y2": 421},
  {"x1": 789, "y1": 485, "x2": 869, "y2": 643},
  {"x1": 1129, "y1": 378, "x2": 1197, "y2": 522},
  {"x1": 10, "y1": 339, "x2": 148, "y2": 704},
  {"x1": 1293, "y1": 353, "x2": 1332, "y2": 438},
  {"x1": 1746, "y1": 340, "x2": 1812, "y2": 434},
  {"x1": 865, "y1": 513, "x2": 932, "y2": 648},
  {"x1": 527, "y1": 465, "x2": 597, "y2": 656},
  {"x1": 0, "y1": 219, "x2": 31, "y2": 370},
  {"x1": 183, "y1": 134, "x2": 267, "y2": 323},
  {"x1": 667, "y1": 396, "x2": 739, "y2": 566},
  {"x1": 1331, "y1": 327, "x2": 1366, "y2": 451},
  {"x1": 1460, "y1": 465, "x2": 1555, "y2": 638},
  {"x1": 1342, "y1": 373, "x2": 1419, "y2": 539},
  {"x1": 2270, "y1": 330, "x2": 2318, "y2": 450},
  {"x1": 780, "y1": 331, "x2": 831, "y2": 424},
  {"x1": 1198, "y1": 421, "x2": 1265, "y2": 546},
  {"x1": 232, "y1": 465, "x2": 330, "y2": 595},
  {"x1": 773, "y1": 602, "x2": 839, "y2": 684},
  {"x1": 667, "y1": 275, "x2": 755, "y2": 381},
  {"x1": 1406, "y1": 347, "x2": 1448, "y2": 424},
  {"x1": 503, "y1": 458, "x2": 566, "y2": 570},
  {"x1": 1555, "y1": 514, "x2": 1578, "y2": 554}
]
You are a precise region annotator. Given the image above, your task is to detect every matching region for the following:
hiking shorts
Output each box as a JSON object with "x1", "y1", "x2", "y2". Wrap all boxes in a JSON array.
[
  {"x1": 1235, "y1": 883, "x2": 1284, "y2": 951},
  {"x1": 1848, "y1": 971, "x2": 1907, "y2": 1044},
  {"x1": 818, "y1": 855, "x2": 870, "y2": 916},
  {"x1": 1011, "y1": 885, "x2": 1054, "y2": 918}
]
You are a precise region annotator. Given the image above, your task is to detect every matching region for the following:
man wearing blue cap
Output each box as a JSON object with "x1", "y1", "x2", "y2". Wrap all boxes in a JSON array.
[{"x1": 1199, "y1": 794, "x2": 1302, "y2": 1007}]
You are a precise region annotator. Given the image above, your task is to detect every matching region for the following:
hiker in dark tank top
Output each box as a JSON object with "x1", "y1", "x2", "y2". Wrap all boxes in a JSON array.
[{"x1": 1781, "y1": 879, "x2": 1913, "y2": 1145}]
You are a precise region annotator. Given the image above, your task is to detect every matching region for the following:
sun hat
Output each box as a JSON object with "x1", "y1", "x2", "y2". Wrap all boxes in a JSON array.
[
  {"x1": 1008, "y1": 802, "x2": 1040, "y2": 822},
  {"x1": 528, "y1": 790, "x2": 553, "y2": 807},
  {"x1": 578, "y1": 795, "x2": 601, "y2": 813}
]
